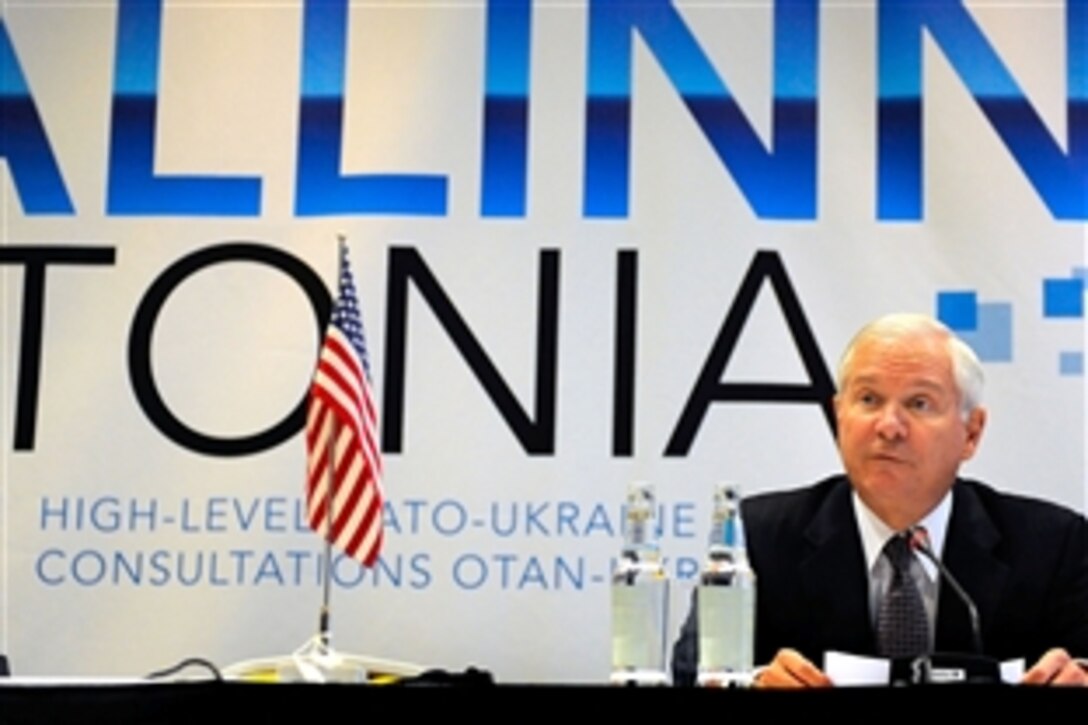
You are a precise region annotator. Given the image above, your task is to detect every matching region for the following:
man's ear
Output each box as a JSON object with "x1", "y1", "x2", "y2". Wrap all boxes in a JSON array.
[{"x1": 962, "y1": 406, "x2": 987, "y2": 461}]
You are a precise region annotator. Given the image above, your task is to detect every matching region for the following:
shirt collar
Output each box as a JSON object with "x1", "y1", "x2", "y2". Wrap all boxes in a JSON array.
[{"x1": 852, "y1": 484, "x2": 953, "y2": 582}]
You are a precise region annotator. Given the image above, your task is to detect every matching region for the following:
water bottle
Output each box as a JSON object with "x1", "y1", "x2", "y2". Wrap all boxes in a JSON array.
[
  {"x1": 697, "y1": 483, "x2": 756, "y2": 686},
  {"x1": 610, "y1": 481, "x2": 669, "y2": 685}
]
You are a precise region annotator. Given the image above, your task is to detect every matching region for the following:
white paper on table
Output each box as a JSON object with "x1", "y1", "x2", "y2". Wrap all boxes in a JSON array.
[{"x1": 823, "y1": 651, "x2": 1024, "y2": 685}]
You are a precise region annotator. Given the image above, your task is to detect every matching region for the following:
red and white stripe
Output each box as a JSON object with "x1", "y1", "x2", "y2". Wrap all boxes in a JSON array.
[{"x1": 305, "y1": 327, "x2": 383, "y2": 567}]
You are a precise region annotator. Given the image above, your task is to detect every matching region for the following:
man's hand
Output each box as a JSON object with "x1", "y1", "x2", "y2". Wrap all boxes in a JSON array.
[
  {"x1": 1022, "y1": 648, "x2": 1088, "y2": 686},
  {"x1": 753, "y1": 648, "x2": 834, "y2": 688}
]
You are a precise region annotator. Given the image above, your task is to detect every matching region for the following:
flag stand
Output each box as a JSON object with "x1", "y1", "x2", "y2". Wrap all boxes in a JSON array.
[
  {"x1": 274, "y1": 417, "x2": 354, "y2": 682},
  {"x1": 220, "y1": 636, "x2": 426, "y2": 684},
  {"x1": 280, "y1": 418, "x2": 360, "y2": 683}
]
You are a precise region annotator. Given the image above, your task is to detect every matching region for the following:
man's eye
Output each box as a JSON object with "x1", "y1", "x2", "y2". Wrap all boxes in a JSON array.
[{"x1": 908, "y1": 397, "x2": 932, "y2": 412}]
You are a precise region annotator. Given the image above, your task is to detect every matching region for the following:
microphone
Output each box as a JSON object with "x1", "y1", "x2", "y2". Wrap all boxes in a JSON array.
[
  {"x1": 908, "y1": 526, "x2": 984, "y2": 655},
  {"x1": 881, "y1": 527, "x2": 999, "y2": 684}
]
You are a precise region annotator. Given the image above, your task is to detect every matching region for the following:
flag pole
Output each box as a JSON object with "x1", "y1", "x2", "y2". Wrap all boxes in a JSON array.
[
  {"x1": 319, "y1": 419, "x2": 337, "y2": 649},
  {"x1": 318, "y1": 235, "x2": 348, "y2": 649}
]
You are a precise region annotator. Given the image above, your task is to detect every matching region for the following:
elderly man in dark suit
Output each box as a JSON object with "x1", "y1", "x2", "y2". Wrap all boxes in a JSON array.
[{"x1": 672, "y1": 314, "x2": 1088, "y2": 686}]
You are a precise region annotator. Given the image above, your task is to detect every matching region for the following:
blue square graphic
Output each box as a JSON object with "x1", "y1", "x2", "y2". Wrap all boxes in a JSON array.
[
  {"x1": 1059, "y1": 351, "x2": 1083, "y2": 377},
  {"x1": 1043, "y1": 278, "x2": 1084, "y2": 318},
  {"x1": 937, "y1": 291, "x2": 978, "y2": 330},
  {"x1": 952, "y1": 303, "x2": 1012, "y2": 363}
]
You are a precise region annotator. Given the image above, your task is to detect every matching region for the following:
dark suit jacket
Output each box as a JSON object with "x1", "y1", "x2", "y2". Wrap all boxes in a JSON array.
[{"x1": 672, "y1": 475, "x2": 1088, "y2": 686}]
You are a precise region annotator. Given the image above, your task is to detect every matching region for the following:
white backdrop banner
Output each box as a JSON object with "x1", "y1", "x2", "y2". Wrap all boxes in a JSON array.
[{"x1": 1, "y1": 0, "x2": 1085, "y2": 682}]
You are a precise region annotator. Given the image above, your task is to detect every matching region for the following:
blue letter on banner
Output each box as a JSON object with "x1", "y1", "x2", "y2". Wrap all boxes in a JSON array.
[
  {"x1": 583, "y1": 0, "x2": 818, "y2": 219},
  {"x1": 480, "y1": 0, "x2": 532, "y2": 217},
  {"x1": 878, "y1": 0, "x2": 1087, "y2": 220},
  {"x1": 0, "y1": 20, "x2": 74, "y2": 214},
  {"x1": 295, "y1": 0, "x2": 447, "y2": 216},
  {"x1": 107, "y1": 0, "x2": 261, "y2": 216}
]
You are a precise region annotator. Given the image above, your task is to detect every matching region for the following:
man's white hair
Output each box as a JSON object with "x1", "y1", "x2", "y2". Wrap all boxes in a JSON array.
[{"x1": 835, "y1": 313, "x2": 984, "y2": 417}]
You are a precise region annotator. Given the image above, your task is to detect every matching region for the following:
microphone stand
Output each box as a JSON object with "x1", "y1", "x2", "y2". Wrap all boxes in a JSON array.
[{"x1": 888, "y1": 528, "x2": 1000, "y2": 685}]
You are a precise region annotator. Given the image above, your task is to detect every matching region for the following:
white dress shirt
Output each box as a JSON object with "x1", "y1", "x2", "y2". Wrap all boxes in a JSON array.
[{"x1": 852, "y1": 489, "x2": 952, "y2": 648}]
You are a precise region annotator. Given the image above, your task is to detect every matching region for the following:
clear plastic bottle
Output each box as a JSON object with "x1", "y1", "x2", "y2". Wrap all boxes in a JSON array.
[
  {"x1": 610, "y1": 482, "x2": 669, "y2": 685},
  {"x1": 697, "y1": 483, "x2": 756, "y2": 686}
]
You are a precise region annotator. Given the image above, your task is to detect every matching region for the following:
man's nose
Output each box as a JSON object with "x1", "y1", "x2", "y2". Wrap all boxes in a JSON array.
[{"x1": 874, "y1": 404, "x2": 906, "y2": 439}]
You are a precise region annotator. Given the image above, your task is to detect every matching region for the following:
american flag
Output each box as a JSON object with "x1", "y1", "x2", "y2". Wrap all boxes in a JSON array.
[{"x1": 305, "y1": 243, "x2": 384, "y2": 567}]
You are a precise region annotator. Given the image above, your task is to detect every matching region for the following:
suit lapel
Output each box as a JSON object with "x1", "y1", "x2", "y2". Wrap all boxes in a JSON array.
[
  {"x1": 935, "y1": 481, "x2": 1008, "y2": 653},
  {"x1": 799, "y1": 478, "x2": 877, "y2": 657}
]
